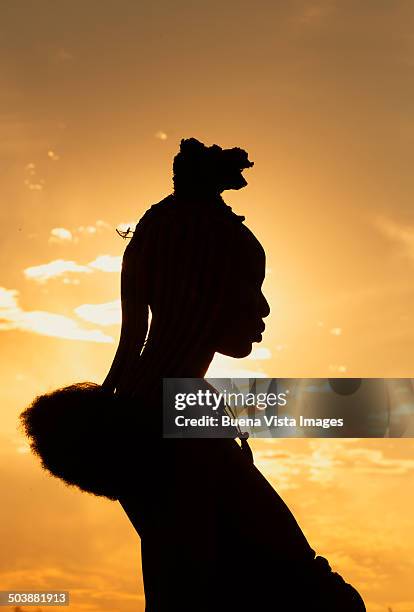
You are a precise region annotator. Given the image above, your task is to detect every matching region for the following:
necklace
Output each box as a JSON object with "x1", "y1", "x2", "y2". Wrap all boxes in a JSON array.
[{"x1": 224, "y1": 402, "x2": 253, "y2": 464}]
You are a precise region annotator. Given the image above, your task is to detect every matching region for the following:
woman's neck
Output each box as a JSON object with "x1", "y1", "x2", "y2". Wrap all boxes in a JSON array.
[
  {"x1": 142, "y1": 341, "x2": 215, "y2": 379},
  {"x1": 116, "y1": 339, "x2": 216, "y2": 398}
]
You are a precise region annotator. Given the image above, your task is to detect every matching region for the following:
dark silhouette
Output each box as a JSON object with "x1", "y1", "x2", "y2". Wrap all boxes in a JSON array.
[{"x1": 20, "y1": 138, "x2": 366, "y2": 611}]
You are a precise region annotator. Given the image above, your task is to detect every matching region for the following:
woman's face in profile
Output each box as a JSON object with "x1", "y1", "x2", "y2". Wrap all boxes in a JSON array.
[{"x1": 214, "y1": 230, "x2": 270, "y2": 359}]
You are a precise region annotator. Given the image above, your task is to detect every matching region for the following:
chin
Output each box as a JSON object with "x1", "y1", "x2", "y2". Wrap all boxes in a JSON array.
[{"x1": 218, "y1": 342, "x2": 253, "y2": 359}]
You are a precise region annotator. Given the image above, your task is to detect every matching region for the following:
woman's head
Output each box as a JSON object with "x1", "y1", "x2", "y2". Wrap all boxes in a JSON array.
[{"x1": 112, "y1": 138, "x2": 269, "y2": 395}]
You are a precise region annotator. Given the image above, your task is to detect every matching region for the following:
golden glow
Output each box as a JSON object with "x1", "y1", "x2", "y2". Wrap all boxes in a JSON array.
[{"x1": 1, "y1": 1, "x2": 414, "y2": 610}]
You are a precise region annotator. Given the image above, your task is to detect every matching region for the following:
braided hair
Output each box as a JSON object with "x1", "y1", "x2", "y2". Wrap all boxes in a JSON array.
[{"x1": 20, "y1": 138, "x2": 254, "y2": 499}]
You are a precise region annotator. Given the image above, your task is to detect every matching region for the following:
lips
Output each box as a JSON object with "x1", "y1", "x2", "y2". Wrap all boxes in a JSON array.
[{"x1": 252, "y1": 322, "x2": 265, "y2": 341}]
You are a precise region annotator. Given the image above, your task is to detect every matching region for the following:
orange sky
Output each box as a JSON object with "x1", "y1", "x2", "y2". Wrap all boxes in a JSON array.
[{"x1": 1, "y1": 2, "x2": 414, "y2": 610}]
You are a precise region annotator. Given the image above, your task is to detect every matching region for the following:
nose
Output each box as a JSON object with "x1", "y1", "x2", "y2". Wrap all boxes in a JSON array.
[{"x1": 261, "y1": 293, "x2": 270, "y2": 318}]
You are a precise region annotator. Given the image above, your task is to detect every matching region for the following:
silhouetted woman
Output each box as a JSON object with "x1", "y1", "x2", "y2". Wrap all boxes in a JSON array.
[{"x1": 21, "y1": 138, "x2": 366, "y2": 611}]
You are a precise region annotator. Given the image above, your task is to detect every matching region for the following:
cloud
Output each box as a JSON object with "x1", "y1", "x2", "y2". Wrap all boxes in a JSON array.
[
  {"x1": 24, "y1": 259, "x2": 91, "y2": 283},
  {"x1": 75, "y1": 300, "x2": 121, "y2": 326},
  {"x1": 88, "y1": 255, "x2": 122, "y2": 273},
  {"x1": 248, "y1": 347, "x2": 272, "y2": 360},
  {"x1": 0, "y1": 435, "x2": 145, "y2": 611},
  {"x1": 375, "y1": 216, "x2": 414, "y2": 262},
  {"x1": 24, "y1": 162, "x2": 45, "y2": 191},
  {"x1": 0, "y1": 287, "x2": 20, "y2": 311},
  {"x1": 253, "y1": 438, "x2": 414, "y2": 492},
  {"x1": 77, "y1": 225, "x2": 97, "y2": 235},
  {"x1": 24, "y1": 255, "x2": 121, "y2": 283},
  {"x1": 254, "y1": 442, "x2": 343, "y2": 489},
  {"x1": 206, "y1": 353, "x2": 269, "y2": 378},
  {"x1": 0, "y1": 287, "x2": 113, "y2": 343},
  {"x1": 48, "y1": 221, "x2": 112, "y2": 244},
  {"x1": 330, "y1": 327, "x2": 342, "y2": 336},
  {"x1": 329, "y1": 364, "x2": 347, "y2": 373},
  {"x1": 49, "y1": 228, "x2": 73, "y2": 243},
  {"x1": 75, "y1": 220, "x2": 112, "y2": 236},
  {"x1": 47, "y1": 149, "x2": 60, "y2": 161},
  {"x1": 342, "y1": 447, "x2": 414, "y2": 475}
]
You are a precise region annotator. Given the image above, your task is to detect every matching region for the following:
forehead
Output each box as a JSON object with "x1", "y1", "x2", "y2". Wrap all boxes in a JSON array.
[{"x1": 232, "y1": 225, "x2": 266, "y2": 281}]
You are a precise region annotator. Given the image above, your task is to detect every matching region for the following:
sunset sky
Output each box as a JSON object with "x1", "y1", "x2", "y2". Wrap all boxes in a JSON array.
[{"x1": 1, "y1": 1, "x2": 414, "y2": 610}]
